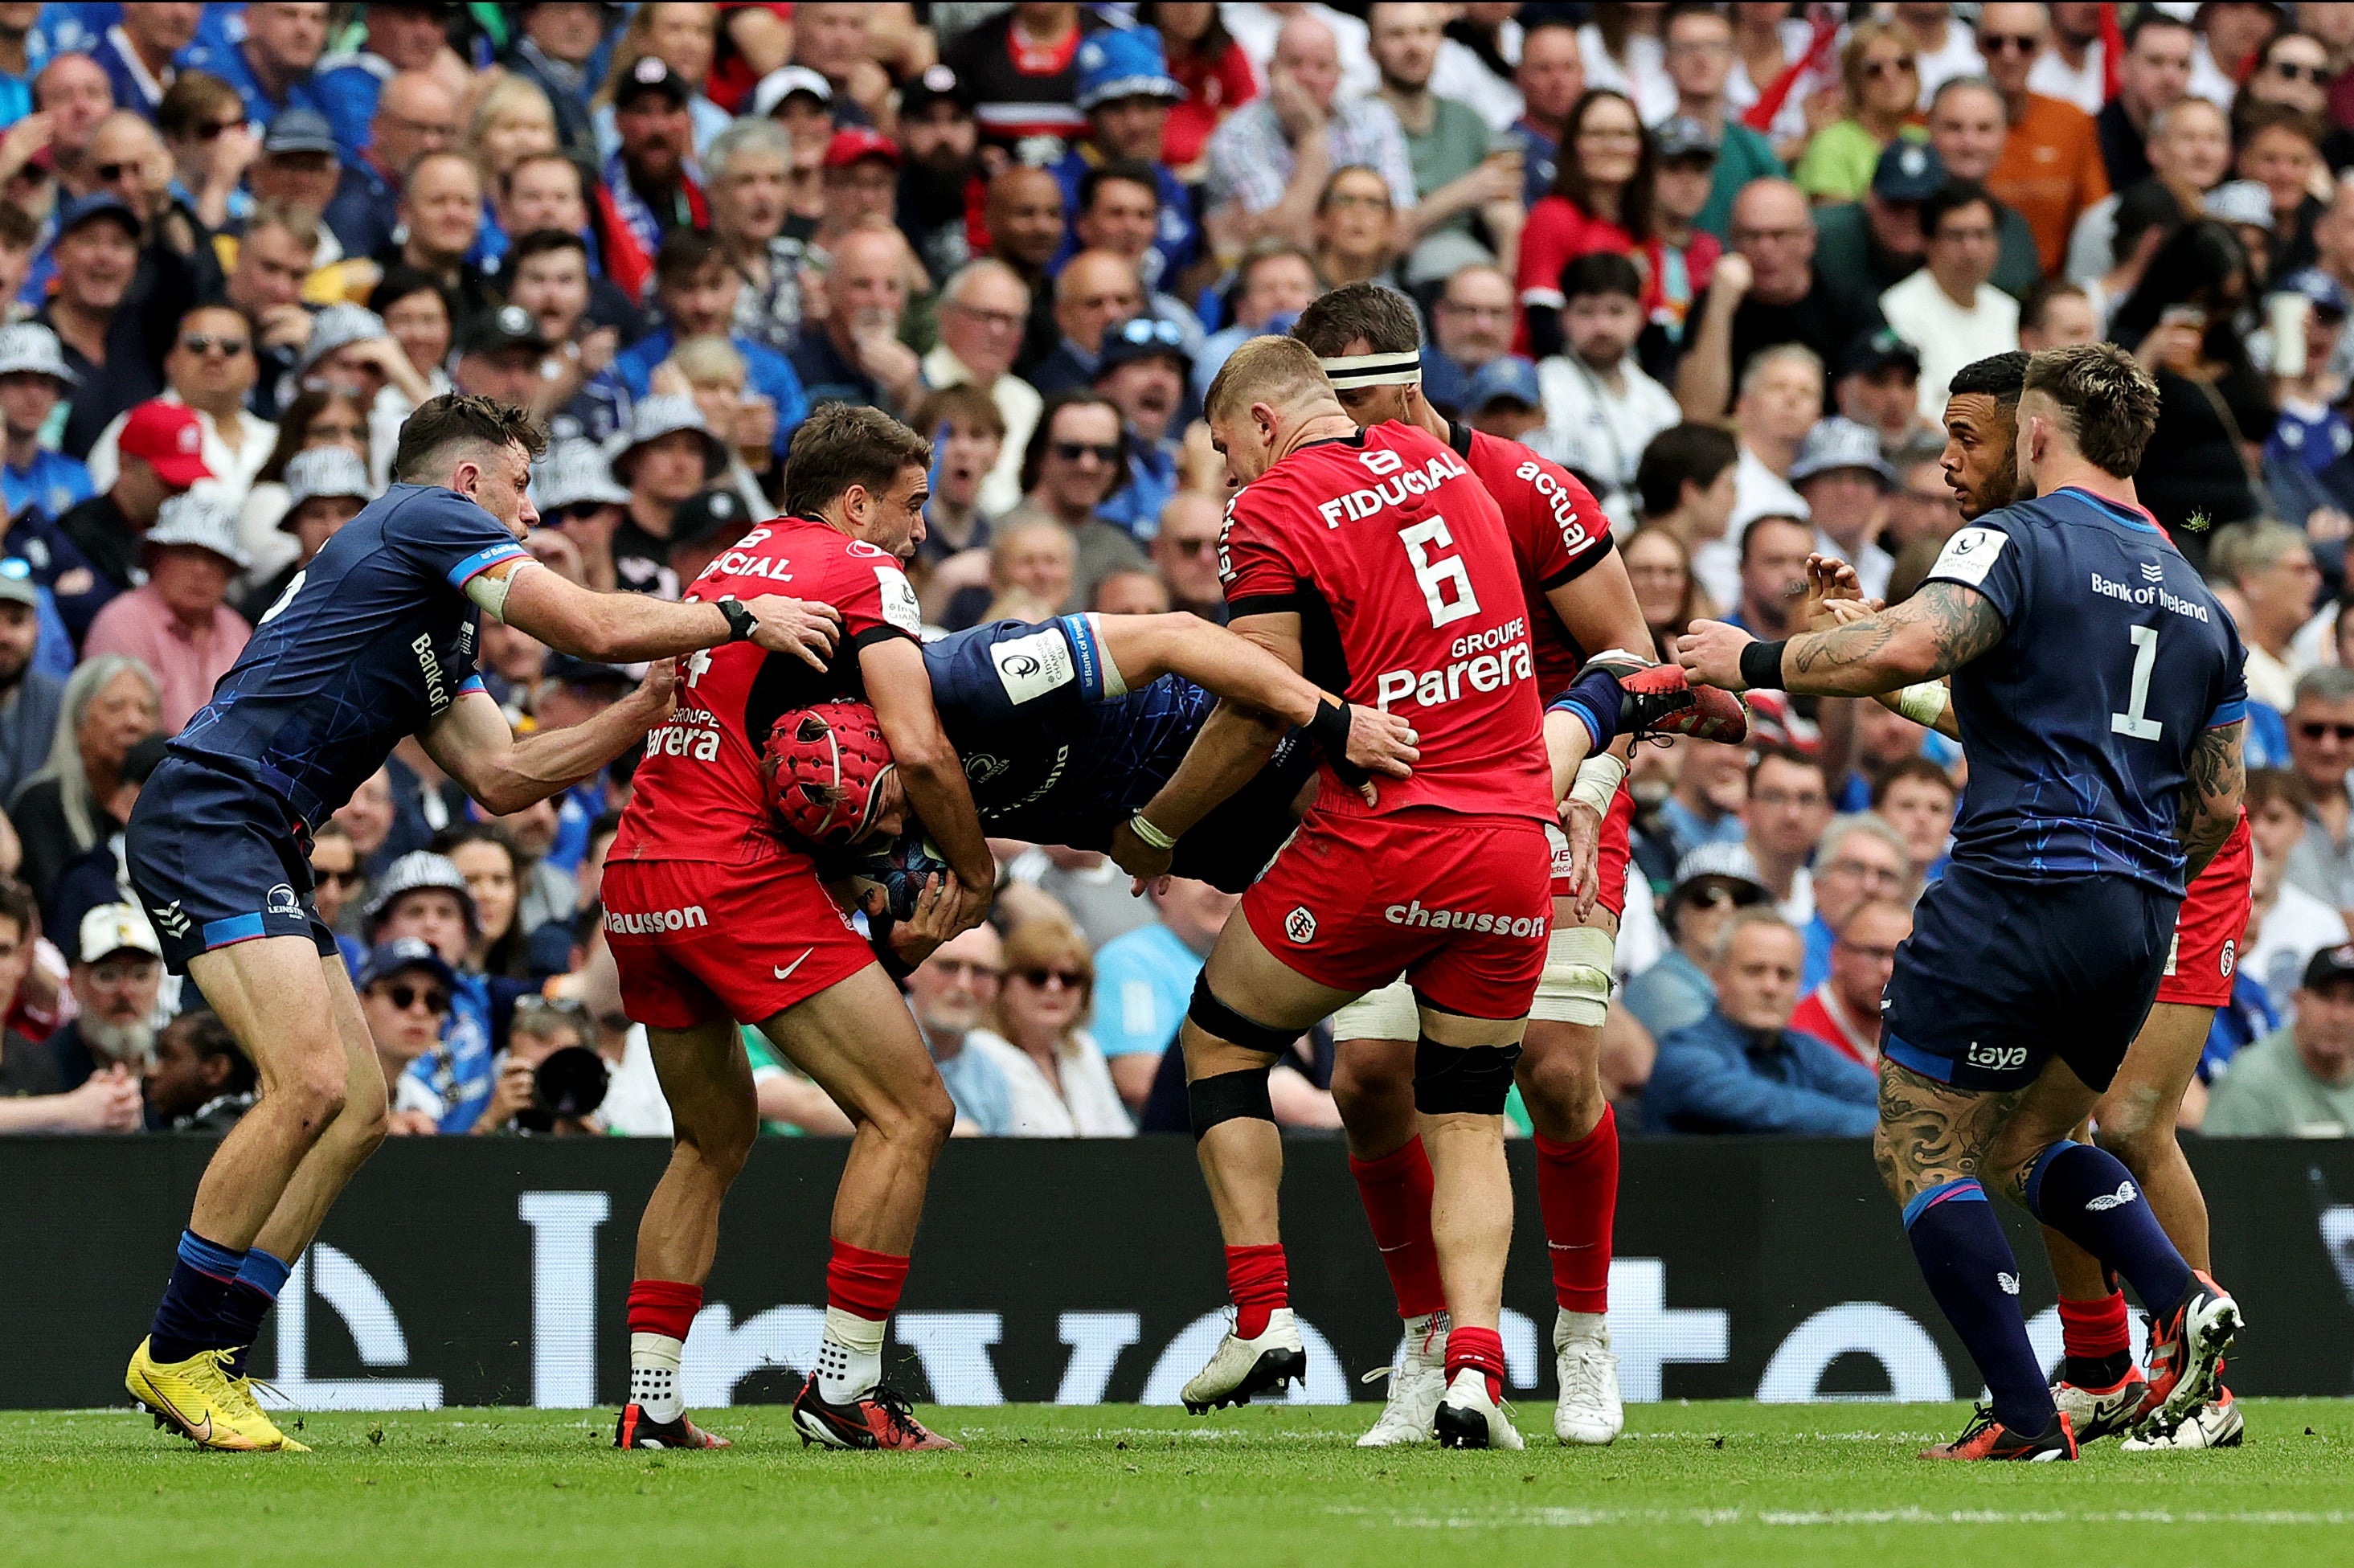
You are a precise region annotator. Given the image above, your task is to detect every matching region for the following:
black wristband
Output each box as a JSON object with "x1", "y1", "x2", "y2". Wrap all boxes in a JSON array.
[
  {"x1": 716, "y1": 596, "x2": 758, "y2": 644},
  {"x1": 1306, "y1": 694, "x2": 1369, "y2": 785},
  {"x1": 1739, "y1": 639, "x2": 1788, "y2": 692}
]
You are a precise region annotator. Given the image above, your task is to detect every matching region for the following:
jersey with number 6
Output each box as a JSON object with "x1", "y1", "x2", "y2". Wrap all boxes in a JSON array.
[
  {"x1": 1924, "y1": 485, "x2": 2245, "y2": 896},
  {"x1": 1219, "y1": 422, "x2": 1551, "y2": 825},
  {"x1": 608, "y1": 514, "x2": 923, "y2": 867}
]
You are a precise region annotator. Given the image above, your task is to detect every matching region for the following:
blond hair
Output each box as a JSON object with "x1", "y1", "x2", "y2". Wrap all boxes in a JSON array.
[{"x1": 1202, "y1": 334, "x2": 1337, "y2": 425}]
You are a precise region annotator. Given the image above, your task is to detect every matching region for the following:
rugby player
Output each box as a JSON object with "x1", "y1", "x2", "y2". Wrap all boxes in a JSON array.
[
  {"x1": 1816, "y1": 350, "x2": 2250, "y2": 1450},
  {"x1": 1132, "y1": 336, "x2": 1590, "y2": 1450},
  {"x1": 1680, "y1": 343, "x2": 2246, "y2": 1461},
  {"x1": 1282, "y1": 281, "x2": 1746, "y2": 1446},
  {"x1": 122, "y1": 395, "x2": 843, "y2": 1453},
  {"x1": 604, "y1": 404, "x2": 994, "y2": 1452}
]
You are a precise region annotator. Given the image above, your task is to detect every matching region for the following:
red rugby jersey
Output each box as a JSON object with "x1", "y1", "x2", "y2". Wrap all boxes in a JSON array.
[
  {"x1": 1218, "y1": 421, "x2": 1551, "y2": 825},
  {"x1": 1451, "y1": 421, "x2": 1615, "y2": 698},
  {"x1": 609, "y1": 516, "x2": 923, "y2": 866}
]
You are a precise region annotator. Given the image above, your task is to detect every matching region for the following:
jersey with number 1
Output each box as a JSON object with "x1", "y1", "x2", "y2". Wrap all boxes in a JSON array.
[
  {"x1": 1923, "y1": 486, "x2": 2245, "y2": 897},
  {"x1": 1218, "y1": 421, "x2": 1552, "y2": 825},
  {"x1": 608, "y1": 514, "x2": 924, "y2": 868}
]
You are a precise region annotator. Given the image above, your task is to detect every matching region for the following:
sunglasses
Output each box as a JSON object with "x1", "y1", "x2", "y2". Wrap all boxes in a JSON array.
[
  {"x1": 1977, "y1": 33, "x2": 2041, "y2": 55},
  {"x1": 94, "y1": 162, "x2": 137, "y2": 183},
  {"x1": 1681, "y1": 884, "x2": 1765, "y2": 913},
  {"x1": 1115, "y1": 316, "x2": 1185, "y2": 348},
  {"x1": 2301, "y1": 721, "x2": 2354, "y2": 741},
  {"x1": 196, "y1": 118, "x2": 246, "y2": 141},
  {"x1": 2272, "y1": 59, "x2": 2331, "y2": 84},
  {"x1": 1865, "y1": 57, "x2": 1918, "y2": 79},
  {"x1": 931, "y1": 957, "x2": 1002, "y2": 981},
  {"x1": 558, "y1": 502, "x2": 616, "y2": 523},
  {"x1": 381, "y1": 982, "x2": 451, "y2": 1014},
  {"x1": 1016, "y1": 966, "x2": 1087, "y2": 989},
  {"x1": 1053, "y1": 440, "x2": 1120, "y2": 465},
  {"x1": 313, "y1": 866, "x2": 364, "y2": 889},
  {"x1": 180, "y1": 334, "x2": 248, "y2": 357}
]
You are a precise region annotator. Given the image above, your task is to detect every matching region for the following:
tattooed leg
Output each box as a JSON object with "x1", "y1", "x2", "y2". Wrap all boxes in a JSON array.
[{"x1": 1871, "y1": 1058, "x2": 2023, "y2": 1208}]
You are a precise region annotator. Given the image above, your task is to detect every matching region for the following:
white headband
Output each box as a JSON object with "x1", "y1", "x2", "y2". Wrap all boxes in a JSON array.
[{"x1": 1320, "y1": 349, "x2": 1423, "y2": 389}]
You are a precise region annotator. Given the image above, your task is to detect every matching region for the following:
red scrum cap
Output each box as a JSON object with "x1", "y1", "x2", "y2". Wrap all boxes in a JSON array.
[{"x1": 762, "y1": 703, "x2": 898, "y2": 849}]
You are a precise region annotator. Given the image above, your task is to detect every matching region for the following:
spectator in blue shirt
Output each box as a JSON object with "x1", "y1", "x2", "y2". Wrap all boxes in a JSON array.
[
  {"x1": 1644, "y1": 911, "x2": 1879, "y2": 1136},
  {"x1": 174, "y1": 0, "x2": 330, "y2": 133},
  {"x1": 319, "y1": 69, "x2": 458, "y2": 263},
  {"x1": 1092, "y1": 315, "x2": 1188, "y2": 540},
  {"x1": 0, "y1": 322, "x2": 92, "y2": 522},
  {"x1": 85, "y1": 2, "x2": 195, "y2": 123},
  {"x1": 1050, "y1": 30, "x2": 1199, "y2": 291},
  {"x1": 903, "y1": 923, "x2": 1018, "y2": 1136},
  {"x1": 596, "y1": 229, "x2": 808, "y2": 456},
  {"x1": 307, "y1": 0, "x2": 454, "y2": 158},
  {"x1": 1797, "y1": 813, "x2": 1912, "y2": 993},
  {"x1": 1091, "y1": 878, "x2": 1241, "y2": 1116},
  {"x1": 785, "y1": 226, "x2": 920, "y2": 417}
]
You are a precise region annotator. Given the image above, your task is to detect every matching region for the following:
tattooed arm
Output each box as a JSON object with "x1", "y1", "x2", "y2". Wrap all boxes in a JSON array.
[
  {"x1": 1676, "y1": 580, "x2": 2007, "y2": 697},
  {"x1": 2176, "y1": 719, "x2": 2247, "y2": 882}
]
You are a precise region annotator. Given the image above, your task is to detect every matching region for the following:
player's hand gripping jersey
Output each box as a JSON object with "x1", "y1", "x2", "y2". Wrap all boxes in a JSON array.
[
  {"x1": 1218, "y1": 421, "x2": 1553, "y2": 825},
  {"x1": 609, "y1": 515, "x2": 923, "y2": 868},
  {"x1": 1449, "y1": 421, "x2": 1615, "y2": 700}
]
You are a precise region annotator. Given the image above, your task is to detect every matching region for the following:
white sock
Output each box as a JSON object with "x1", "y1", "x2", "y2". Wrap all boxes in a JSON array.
[
  {"x1": 1557, "y1": 1308, "x2": 1609, "y2": 1346},
  {"x1": 817, "y1": 1306, "x2": 886, "y2": 1403},
  {"x1": 629, "y1": 1332, "x2": 685, "y2": 1423}
]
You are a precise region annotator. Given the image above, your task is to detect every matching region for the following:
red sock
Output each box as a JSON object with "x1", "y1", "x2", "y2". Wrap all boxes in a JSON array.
[
  {"x1": 2057, "y1": 1291, "x2": 2132, "y2": 1361},
  {"x1": 1348, "y1": 1137, "x2": 1448, "y2": 1320},
  {"x1": 826, "y1": 1239, "x2": 911, "y2": 1322},
  {"x1": 1224, "y1": 1243, "x2": 1288, "y2": 1339},
  {"x1": 1533, "y1": 1103, "x2": 1619, "y2": 1312},
  {"x1": 1445, "y1": 1324, "x2": 1506, "y2": 1400},
  {"x1": 626, "y1": 1279, "x2": 702, "y2": 1341}
]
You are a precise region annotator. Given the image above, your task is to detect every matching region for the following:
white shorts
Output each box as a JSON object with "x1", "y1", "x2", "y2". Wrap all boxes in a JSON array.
[{"x1": 1330, "y1": 921, "x2": 1618, "y2": 1036}]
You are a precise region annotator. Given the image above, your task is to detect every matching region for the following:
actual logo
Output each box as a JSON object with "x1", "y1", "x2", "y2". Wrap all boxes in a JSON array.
[{"x1": 1284, "y1": 907, "x2": 1316, "y2": 944}]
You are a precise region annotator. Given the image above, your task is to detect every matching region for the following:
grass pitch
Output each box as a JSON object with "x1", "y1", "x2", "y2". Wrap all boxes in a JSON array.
[{"x1": 4, "y1": 1400, "x2": 2350, "y2": 1566}]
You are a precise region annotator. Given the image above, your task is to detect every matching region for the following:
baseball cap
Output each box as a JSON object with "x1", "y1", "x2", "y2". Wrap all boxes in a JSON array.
[
  {"x1": 78, "y1": 903, "x2": 161, "y2": 965},
  {"x1": 1095, "y1": 313, "x2": 1192, "y2": 376},
  {"x1": 823, "y1": 128, "x2": 900, "y2": 170},
  {"x1": 1790, "y1": 416, "x2": 1898, "y2": 488},
  {"x1": 2204, "y1": 178, "x2": 2275, "y2": 231},
  {"x1": 665, "y1": 486, "x2": 753, "y2": 553},
  {"x1": 1871, "y1": 139, "x2": 1945, "y2": 204},
  {"x1": 900, "y1": 63, "x2": 972, "y2": 118},
  {"x1": 612, "y1": 394, "x2": 726, "y2": 484},
  {"x1": 55, "y1": 190, "x2": 139, "y2": 239},
  {"x1": 542, "y1": 652, "x2": 638, "y2": 690},
  {"x1": 117, "y1": 400, "x2": 212, "y2": 489},
  {"x1": 263, "y1": 108, "x2": 339, "y2": 158},
  {"x1": 1668, "y1": 841, "x2": 1770, "y2": 903},
  {"x1": 0, "y1": 321, "x2": 76, "y2": 386},
  {"x1": 1467, "y1": 355, "x2": 1541, "y2": 411},
  {"x1": 2277, "y1": 266, "x2": 2350, "y2": 320},
  {"x1": 283, "y1": 445, "x2": 375, "y2": 512},
  {"x1": 456, "y1": 302, "x2": 550, "y2": 357},
  {"x1": 357, "y1": 935, "x2": 459, "y2": 994},
  {"x1": 1075, "y1": 27, "x2": 1185, "y2": 111},
  {"x1": 534, "y1": 438, "x2": 633, "y2": 512},
  {"x1": 616, "y1": 55, "x2": 690, "y2": 109},
  {"x1": 1839, "y1": 325, "x2": 1922, "y2": 382},
  {"x1": 0, "y1": 557, "x2": 38, "y2": 612},
  {"x1": 751, "y1": 64, "x2": 833, "y2": 121},
  {"x1": 365, "y1": 850, "x2": 477, "y2": 936},
  {"x1": 147, "y1": 491, "x2": 254, "y2": 571},
  {"x1": 1654, "y1": 115, "x2": 1721, "y2": 162},
  {"x1": 2305, "y1": 943, "x2": 2354, "y2": 992}
]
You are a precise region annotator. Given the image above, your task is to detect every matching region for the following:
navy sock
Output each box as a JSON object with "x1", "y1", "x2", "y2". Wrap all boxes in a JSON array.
[
  {"x1": 1903, "y1": 1179, "x2": 2055, "y2": 1435},
  {"x1": 218, "y1": 1248, "x2": 293, "y2": 1378},
  {"x1": 148, "y1": 1230, "x2": 249, "y2": 1365},
  {"x1": 1551, "y1": 666, "x2": 1623, "y2": 755},
  {"x1": 2024, "y1": 1140, "x2": 2193, "y2": 1314}
]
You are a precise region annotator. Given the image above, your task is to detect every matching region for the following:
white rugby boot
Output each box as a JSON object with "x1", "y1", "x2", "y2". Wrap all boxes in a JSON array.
[
  {"x1": 1181, "y1": 1307, "x2": 1305, "y2": 1413},
  {"x1": 1356, "y1": 1311, "x2": 1448, "y2": 1447},
  {"x1": 1552, "y1": 1309, "x2": 1625, "y2": 1445},
  {"x1": 1433, "y1": 1366, "x2": 1524, "y2": 1451}
]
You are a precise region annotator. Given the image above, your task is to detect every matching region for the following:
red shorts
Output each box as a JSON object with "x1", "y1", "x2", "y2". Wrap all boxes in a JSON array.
[
  {"x1": 2155, "y1": 812, "x2": 2252, "y2": 1009},
  {"x1": 603, "y1": 858, "x2": 874, "y2": 1030},
  {"x1": 1243, "y1": 808, "x2": 1552, "y2": 1019},
  {"x1": 1550, "y1": 784, "x2": 1636, "y2": 919}
]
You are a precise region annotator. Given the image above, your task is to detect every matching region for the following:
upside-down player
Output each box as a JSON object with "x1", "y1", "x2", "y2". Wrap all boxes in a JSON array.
[
  {"x1": 1829, "y1": 350, "x2": 2250, "y2": 1450},
  {"x1": 1680, "y1": 343, "x2": 2246, "y2": 1460},
  {"x1": 604, "y1": 405, "x2": 997, "y2": 1452},
  {"x1": 1123, "y1": 336, "x2": 1672, "y2": 1449},
  {"x1": 1276, "y1": 282, "x2": 1744, "y2": 1447},
  {"x1": 122, "y1": 395, "x2": 843, "y2": 1452}
]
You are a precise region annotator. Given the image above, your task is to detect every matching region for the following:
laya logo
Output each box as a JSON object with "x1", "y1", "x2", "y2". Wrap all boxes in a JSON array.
[
  {"x1": 265, "y1": 884, "x2": 301, "y2": 919},
  {"x1": 1996, "y1": 1272, "x2": 2020, "y2": 1296},
  {"x1": 2085, "y1": 1181, "x2": 2139, "y2": 1212},
  {"x1": 1284, "y1": 907, "x2": 1316, "y2": 944},
  {"x1": 1965, "y1": 1041, "x2": 2029, "y2": 1073}
]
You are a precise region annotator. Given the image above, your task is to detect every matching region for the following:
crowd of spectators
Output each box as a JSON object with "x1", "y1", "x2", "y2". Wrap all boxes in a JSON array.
[{"x1": 0, "y1": 2, "x2": 2352, "y2": 1140}]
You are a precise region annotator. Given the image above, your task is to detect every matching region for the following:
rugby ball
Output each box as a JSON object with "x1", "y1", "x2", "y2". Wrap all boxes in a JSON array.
[{"x1": 851, "y1": 830, "x2": 952, "y2": 921}]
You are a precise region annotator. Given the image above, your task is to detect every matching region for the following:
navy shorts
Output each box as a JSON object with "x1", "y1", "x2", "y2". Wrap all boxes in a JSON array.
[
  {"x1": 125, "y1": 755, "x2": 338, "y2": 972},
  {"x1": 1171, "y1": 732, "x2": 1320, "y2": 893},
  {"x1": 1880, "y1": 863, "x2": 2180, "y2": 1093}
]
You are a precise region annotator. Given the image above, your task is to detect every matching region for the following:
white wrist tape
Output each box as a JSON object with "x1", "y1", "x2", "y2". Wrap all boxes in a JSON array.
[
  {"x1": 1566, "y1": 753, "x2": 1627, "y2": 818},
  {"x1": 1893, "y1": 681, "x2": 1951, "y2": 729}
]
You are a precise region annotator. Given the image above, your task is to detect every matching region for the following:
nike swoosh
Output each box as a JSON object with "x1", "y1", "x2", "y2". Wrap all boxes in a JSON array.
[
  {"x1": 774, "y1": 948, "x2": 814, "y2": 981},
  {"x1": 1548, "y1": 1242, "x2": 1595, "y2": 1251},
  {"x1": 1376, "y1": 1243, "x2": 1410, "y2": 1253},
  {"x1": 144, "y1": 1376, "x2": 211, "y2": 1443}
]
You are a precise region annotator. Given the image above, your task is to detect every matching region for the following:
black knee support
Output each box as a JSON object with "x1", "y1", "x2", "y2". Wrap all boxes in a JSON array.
[
  {"x1": 1186, "y1": 972, "x2": 1295, "y2": 1054},
  {"x1": 1414, "y1": 1035, "x2": 1523, "y2": 1115},
  {"x1": 1188, "y1": 1069, "x2": 1275, "y2": 1140}
]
